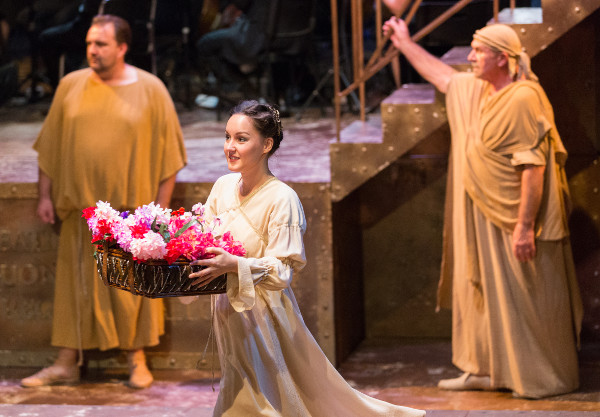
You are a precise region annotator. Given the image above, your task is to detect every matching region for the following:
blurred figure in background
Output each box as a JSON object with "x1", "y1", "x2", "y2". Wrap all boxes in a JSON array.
[{"x1": 22, "y1": 14, "x2": 186, "y2": 389}]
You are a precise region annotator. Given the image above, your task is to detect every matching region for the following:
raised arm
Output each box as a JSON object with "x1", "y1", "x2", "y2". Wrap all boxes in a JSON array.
[{"x1": 383, "y1": 17, "x2": 456, "y2": 93}]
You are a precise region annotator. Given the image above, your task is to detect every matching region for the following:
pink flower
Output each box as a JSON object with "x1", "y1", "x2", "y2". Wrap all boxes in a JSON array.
[
  {"x1": 83, "y1": 201, "x2": 245, "y2": 264},
  {"x1": 129, "y1": 231, "x2": 168, "y2": 261},
  {"x1": 192, "y1": 203, "x2": 205, "y2": 217}
]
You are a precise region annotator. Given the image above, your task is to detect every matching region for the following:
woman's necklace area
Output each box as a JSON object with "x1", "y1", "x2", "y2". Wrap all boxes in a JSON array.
[{"x1": 238, "y1": 175, "x2": 275, "y2": 203}]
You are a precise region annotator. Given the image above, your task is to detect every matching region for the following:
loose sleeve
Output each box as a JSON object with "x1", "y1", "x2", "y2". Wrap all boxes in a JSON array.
[
  {"x1": 146, "y1": 73, "x2": 187, "y2": 182},
  {"x1": 227, "y1": 189, "x2": 307, "y2": 312},
  {"x1": 508, "y1": 87, "x2": 553, "y2": 167},
  {"x1": 33, "y1": 76, "x2": 70, "y2": 180},
  {"x1": 510, "y1": 135, "x2": 549, "y2": 167}
]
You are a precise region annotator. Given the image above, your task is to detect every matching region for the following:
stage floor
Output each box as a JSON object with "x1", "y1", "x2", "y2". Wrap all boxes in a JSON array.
[
  {"x1": 0, "y1": 101, "x2": 348, "y2": 185},
  {"x1": 1, "y1": 339, "x2": 599, "y2": 415}
]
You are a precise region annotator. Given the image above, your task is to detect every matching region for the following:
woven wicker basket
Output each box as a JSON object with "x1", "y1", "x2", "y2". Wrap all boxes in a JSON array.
[{"x1": 95, "y1": 243, "x2": 226, "y2": 298}]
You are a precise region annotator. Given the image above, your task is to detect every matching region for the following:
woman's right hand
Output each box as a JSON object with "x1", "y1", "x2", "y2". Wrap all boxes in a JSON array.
[{"x1": 37, "y1": 197, "x2": 55, "y2": 224}]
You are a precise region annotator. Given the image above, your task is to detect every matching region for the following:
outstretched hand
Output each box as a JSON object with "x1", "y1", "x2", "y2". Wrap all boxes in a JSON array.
[
  {"x1": 383, "y1": 17, "x2": 411, "y2": 50},
  {"x1": 189, "y1": 247, "x2": 239, "y2": 287}
]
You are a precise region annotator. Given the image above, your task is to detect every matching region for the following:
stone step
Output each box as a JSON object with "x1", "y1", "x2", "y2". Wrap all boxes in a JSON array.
[
  {"x1": 339, "y1": 115, "x2": 383, "y2": 144},
  {"x1": 381, "y1": 84, "x2": 436, "y2": 105},
  {"x1": 381, "y1": 83, "x2": 446, "y2": 148},
  {"x1": 441, "y1": 46, "x2": 471, "y2": 72},
  {"x1": 494, "y1": 7, "x2": 543, "y2": 25}
]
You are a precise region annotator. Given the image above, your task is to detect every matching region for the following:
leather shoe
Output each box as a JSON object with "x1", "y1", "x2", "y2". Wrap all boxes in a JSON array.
[{"x1": 438, "y1": 372, "x2": 492, "y2": 391}]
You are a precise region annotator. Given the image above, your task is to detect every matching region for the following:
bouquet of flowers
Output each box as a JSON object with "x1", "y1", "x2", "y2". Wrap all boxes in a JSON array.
[
  {"x1": 82, "y1": 201, "x2": 245, "y2": 298},
  {"x1": 83, "y1": 201, "x2": 245, "y2": 264}
]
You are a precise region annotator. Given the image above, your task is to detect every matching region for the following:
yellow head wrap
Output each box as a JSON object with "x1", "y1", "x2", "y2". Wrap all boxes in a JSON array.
[{"x1": 473, "y1": 23, "x2": 538, "y2": 82}]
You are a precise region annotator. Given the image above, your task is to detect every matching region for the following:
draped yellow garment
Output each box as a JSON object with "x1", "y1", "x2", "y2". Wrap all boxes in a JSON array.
[
  {"x1": 438, "y1": 73, "x2": 583, "y2": 398},
  {"x1": 206, "y1": 174, "x2": 425, "y2": 417},
  {"x1": 34, "y1": 68, "x2": 187, "y2": 350}
]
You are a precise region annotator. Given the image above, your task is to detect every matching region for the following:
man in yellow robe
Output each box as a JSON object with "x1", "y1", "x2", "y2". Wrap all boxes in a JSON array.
[
  {"x1": 383, "y1": 19, "x2": 582, "y2": 398},
  {"x1": 22, "y1": 14, "x2": 187, "y2": 389}
]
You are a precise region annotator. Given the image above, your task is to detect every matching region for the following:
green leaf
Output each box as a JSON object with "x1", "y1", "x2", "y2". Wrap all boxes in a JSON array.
[
  {"x1": 159, "y1": 222, "x2": 171, "y2": 242},
  {"x1": 173, "y1": 218, "x2": 197, "y2": 238}
]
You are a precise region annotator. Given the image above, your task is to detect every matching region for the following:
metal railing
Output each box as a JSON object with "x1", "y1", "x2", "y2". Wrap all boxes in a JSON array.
[{"x1": 329, "y1": 0, "x2": 515, "y2": 141}]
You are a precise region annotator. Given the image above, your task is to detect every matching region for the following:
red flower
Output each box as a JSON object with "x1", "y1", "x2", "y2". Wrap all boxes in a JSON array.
[
  {"x1": 130, "y1": 223, "x2": 150, "y2": 239},
  {"x1": 172, "y1": 207, "x2": 186, "y2": 217},
  {"x1": 82, "y1": 207, "x2": 96, "y2": 219}
]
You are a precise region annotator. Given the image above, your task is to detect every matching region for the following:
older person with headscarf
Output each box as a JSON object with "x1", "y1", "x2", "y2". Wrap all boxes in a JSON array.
[{"x1": 383, "y1": 18, "x2": 582, "y2": 398}]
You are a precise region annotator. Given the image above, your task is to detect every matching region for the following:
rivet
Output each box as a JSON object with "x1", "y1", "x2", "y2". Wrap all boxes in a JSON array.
[
  {"x1": 351, "y1": 167, "x2": 357, "y2": 172},
  {"x1": 575, "y1": 6, "x2": 581, "y2": 13},
  {"x1": 547, "y1": 26, "x2": 554, "y2": 33},
  {"x1": 520, "y1": 27, "x2": 526, "y2": 34},
  {"x1": 313, "y1": 209, "x2": 319, "y2": 214},
  {"x1": 414, "y1": 107, "x2": 420, "y2": 113},
  {"x1": 361, "y1": 146, "x2": 367, "y2": 152},
  {"x1": 414, "y1": 127, "x2": 420, "y2": 133},
  {"x1": 594, "y1": 188, "x2": 599, "y2": 193},
  {"x1": 11, "y1": 186, "x2": 17, "y2": 193},
  {"x1": 595, "y1": 270, "x2": 599, "y2": 277},
  {"x1": 388, "y1": 146, "x2": 395, "y2": 152},
  {"x1": 541, "y1": 44, "x2": 547, "y2": 50},
  {"x1": 432, "y1": 112, "x2": 439, "y2": 118},
  {"x1": 387, "y1": 107, "x2": 394, "y2": 113},
  {"x1": 361, "y1": 166, "x2": 367, "y2": 172},
  {"x1": 170, "y1": 358, "x2": 176, "y2": 365}
]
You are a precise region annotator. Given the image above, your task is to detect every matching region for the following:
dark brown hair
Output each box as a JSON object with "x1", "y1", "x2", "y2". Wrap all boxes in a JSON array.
[
  {"x1": 91, "y1": 14, "x2": 132, "y2": 49},
  {"x1": 230, "y1": 100, "x2": 283, "y2": 155}
]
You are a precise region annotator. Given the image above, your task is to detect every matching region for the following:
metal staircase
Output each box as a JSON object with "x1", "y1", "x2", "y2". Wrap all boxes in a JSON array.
[{"x1": 330, "y1": 0, "x2": 600, "y2": 202}]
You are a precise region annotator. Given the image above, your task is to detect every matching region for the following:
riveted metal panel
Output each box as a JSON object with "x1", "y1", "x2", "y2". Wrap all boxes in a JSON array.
[
  {"x1": 331, "y1": 85, "x2": 447, "y2": 202},
  {"x1": 500, "y1": 0, "x2": 600, "y2": 57},
  {"x1": 0, "y1": 182, "x2": 336, "y2": 367},
  {"x1": 568, "y1": 158, "x2": 600, "y2": 340}
]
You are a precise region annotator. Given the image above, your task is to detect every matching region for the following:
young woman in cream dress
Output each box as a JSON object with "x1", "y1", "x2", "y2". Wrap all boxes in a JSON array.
[{"x1": 189, "y1": 100, "x2": 426, "y2": 417}]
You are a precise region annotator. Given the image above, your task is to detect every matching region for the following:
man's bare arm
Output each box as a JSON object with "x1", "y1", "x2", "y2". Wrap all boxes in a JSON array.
[
  {"x1": 155, "y1": 174, "x2": 177, "y2": 208},
  {"x1": 512, "y1": 165, "x2": 545, "y2": 262},
  {"x1": 37, "y1": 168, "x2": 55, "y2": 224},
  {"x1": 383, "y1": 17, "x2": 456, "y2": 93}
]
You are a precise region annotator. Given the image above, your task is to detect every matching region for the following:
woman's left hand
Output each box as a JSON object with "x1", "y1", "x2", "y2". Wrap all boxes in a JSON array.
[{"x1": 189, "y1": 247, "x2": 239, "y2": 287}]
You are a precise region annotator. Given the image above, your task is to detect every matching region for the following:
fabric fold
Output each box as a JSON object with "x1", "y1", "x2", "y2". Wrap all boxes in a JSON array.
[{"x1": 228, "y1": 257, "x2": 256, "y2": 312}]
